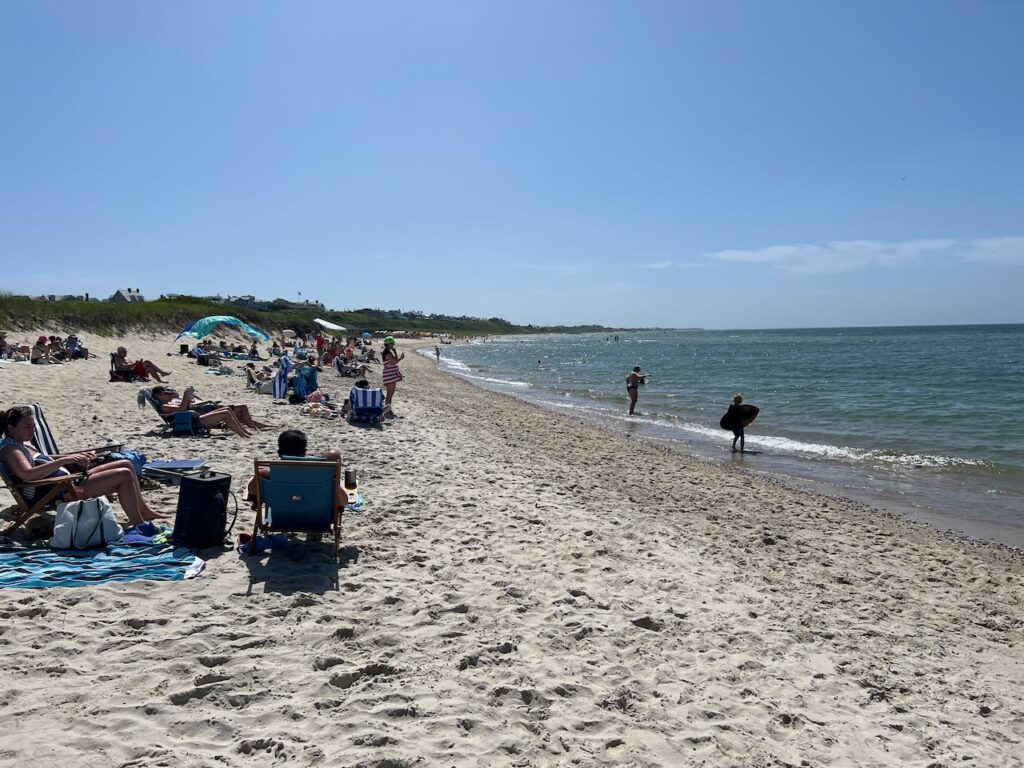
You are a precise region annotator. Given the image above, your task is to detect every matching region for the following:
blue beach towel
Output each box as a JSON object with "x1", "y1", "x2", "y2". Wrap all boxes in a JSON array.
[{"x1": 0, "y1": 545, "x2": 205, "y2": 589}]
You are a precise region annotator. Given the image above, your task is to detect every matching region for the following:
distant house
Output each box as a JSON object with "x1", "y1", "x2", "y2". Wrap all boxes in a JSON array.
[
  {"x1": 32, "y1": 294, "x2": 91, "y2": 302},
  {"x1": 226, "y1": 295, "x2": 261, "y2": 309},
  {"x1": 108, "y1": 288, "x2": 146, "y2": 303},
  {"x1": 284, "y1": 299, "x2": 325, "y2": 311}
]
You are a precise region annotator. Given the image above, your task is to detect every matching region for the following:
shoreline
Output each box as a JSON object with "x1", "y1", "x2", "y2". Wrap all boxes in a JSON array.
[
  {"x1": 1, "y1": 330, "x2": 1022, "y2": 766},
  {"x1": 429, "y1": 340, "x2": 1024, "y2": 551}
]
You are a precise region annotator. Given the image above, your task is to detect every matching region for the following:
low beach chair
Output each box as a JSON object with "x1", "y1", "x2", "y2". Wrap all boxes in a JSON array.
[
  {"x1": 136, "y1": 388, "x2": 210, "y2": 437},
  {"x1": 0, "y1": 461, "x2": 85, "y2": 536},
  {"x1": 348, "y1": 387, "x2": 385, "y2": 424},
  {"x1": 109, "y1": 353, "x2": 145, "y2": 383},
  {"x1": 250, "y1": 458, "x2": 343, "y2": 561}
]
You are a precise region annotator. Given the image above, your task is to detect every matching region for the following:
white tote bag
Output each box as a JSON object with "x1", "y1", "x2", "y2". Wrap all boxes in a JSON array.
[{"x1": 50, "y1": 496, "x2": 124, "y2": 549}]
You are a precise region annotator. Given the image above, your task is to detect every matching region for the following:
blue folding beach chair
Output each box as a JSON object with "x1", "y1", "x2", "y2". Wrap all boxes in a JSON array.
[
  {"x1": 250, "y1": 459, "x2": 342, "y2": 561},
  {"x1": 348, "y1": 386, "x2": 385, "y2": 424}
]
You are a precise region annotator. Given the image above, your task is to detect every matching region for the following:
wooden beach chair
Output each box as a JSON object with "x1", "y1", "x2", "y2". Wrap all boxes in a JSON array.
[
  {"x1": 0, "y1": 461, "x2": 85, "y2": 536},
  {"x1": 250, "y1": 458, "x2": 343, "y2": 562}
]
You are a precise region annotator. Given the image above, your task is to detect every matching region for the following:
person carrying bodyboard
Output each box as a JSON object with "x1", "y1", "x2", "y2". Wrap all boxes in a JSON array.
[{"x1": 720, "y1": 393, "x2": 759, "y2": 453}]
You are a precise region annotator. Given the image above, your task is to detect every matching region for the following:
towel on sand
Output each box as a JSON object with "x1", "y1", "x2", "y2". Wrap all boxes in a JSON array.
[{"x1": 0, "y1": 544, "x2": 205, "y2": 589}]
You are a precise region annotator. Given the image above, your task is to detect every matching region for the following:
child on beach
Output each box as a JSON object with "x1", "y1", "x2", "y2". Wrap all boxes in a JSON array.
[{"x1": 726, "y1": 393, "x2": 746, "y2": 453}]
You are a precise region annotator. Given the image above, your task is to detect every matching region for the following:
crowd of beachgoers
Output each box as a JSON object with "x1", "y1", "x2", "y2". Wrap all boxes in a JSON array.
[
  {"x1": 0, "y1": 329, "x2": 412, "y2": 536},
  {"x1": 1, "y1": 328, "x2": 1022, "y2": 767}
]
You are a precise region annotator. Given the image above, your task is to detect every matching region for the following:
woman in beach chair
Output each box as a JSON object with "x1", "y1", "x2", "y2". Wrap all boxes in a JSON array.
[
  {"x1": 113, "y1": 346, "x2": 170, "y2": 383},
  {"x1": 149, "y1": 385, "x2": 267, "y2": 437},
  {"x1": 1, "y1": 405, "x2": 167, "y2": 532}
]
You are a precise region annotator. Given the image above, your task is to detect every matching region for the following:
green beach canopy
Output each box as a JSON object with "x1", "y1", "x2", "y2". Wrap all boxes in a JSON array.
[{"x1": 175, "y1": 315, "x2": 270, "y2": 343}]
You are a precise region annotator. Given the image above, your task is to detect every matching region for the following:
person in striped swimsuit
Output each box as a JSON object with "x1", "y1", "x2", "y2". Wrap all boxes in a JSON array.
[{"x1": 380, "y1": 336, "x2": 405, "y2": 410}]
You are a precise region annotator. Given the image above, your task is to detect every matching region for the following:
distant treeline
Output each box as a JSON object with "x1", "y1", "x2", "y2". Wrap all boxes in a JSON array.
[{"x1": 0, "y1": 294, "x2": 617, "y2": 337}]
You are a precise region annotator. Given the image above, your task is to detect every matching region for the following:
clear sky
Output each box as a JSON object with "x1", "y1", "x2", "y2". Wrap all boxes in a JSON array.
[{"x1": 2, "y1": 1, "x2": 1022, "y2": 329}]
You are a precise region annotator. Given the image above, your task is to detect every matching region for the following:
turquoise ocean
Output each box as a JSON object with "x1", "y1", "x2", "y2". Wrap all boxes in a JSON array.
[{"x1": 428, "y1": 325, "x2": 1024, "y2": 548}]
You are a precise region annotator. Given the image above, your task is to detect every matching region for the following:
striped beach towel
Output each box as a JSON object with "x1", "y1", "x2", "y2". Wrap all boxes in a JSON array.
[{"x1": 273, "y1": 355, "x2": 292, "y2": 400}]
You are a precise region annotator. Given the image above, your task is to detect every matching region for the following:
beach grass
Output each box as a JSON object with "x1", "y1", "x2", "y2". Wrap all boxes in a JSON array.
[{"x1": 0, "y1": 295, "x2": 613, "y2": 338}]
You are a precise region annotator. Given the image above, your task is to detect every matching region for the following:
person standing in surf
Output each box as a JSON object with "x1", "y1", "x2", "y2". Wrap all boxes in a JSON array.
[
  {"x1": 625, "y1": 366, "x2": 647, "y2": 416},
  {"x1": 726, "y1": 393, "x2": 746, "y2": 453}
]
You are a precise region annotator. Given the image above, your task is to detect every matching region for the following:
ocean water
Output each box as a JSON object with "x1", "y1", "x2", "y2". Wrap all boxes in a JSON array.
[{"x1": 428, "y1": 326, "x2": 1024, "y2": 547}]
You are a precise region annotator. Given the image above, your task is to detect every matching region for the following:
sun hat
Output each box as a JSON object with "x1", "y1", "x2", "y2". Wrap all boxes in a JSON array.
[{"x1": 384, "y1": 336, "x2": 396, "y2": 345}]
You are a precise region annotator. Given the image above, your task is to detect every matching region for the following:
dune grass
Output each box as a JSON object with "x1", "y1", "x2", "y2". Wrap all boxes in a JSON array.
[{"x1": 0, "y1": 295, "x2": 612, "y2": 337}]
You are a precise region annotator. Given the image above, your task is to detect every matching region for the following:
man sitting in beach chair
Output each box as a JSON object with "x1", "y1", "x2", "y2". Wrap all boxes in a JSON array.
[
  {"x1": 112, "y1": 347, "x2": 170, "y2": 383},
  {"x1": 246, "y1": 430, "x2": 349, "y2": 561}
]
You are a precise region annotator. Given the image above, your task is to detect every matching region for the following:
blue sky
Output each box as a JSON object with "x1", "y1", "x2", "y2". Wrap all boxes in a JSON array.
[{"x1": 1, "y1": 1, "x2": 1022, "y2": 329}]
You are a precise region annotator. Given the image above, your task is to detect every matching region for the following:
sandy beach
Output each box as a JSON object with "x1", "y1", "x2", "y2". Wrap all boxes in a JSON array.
[{"x1": 1, "y1": 330, "x2": 1022, "y2": 767}]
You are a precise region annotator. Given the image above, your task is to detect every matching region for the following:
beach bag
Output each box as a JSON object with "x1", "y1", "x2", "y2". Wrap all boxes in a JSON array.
[{"x1": 50, "y1": 496, "x2": 123, "y2": 549}]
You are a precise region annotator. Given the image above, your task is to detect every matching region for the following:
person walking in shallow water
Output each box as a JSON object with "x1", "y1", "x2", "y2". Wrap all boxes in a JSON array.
[
  {"x1": 625, "y1": 366, "x2": 647, "y2": 416},
  {"x1": 726, "y1": 393, "x2": 746, "y2": 453}
]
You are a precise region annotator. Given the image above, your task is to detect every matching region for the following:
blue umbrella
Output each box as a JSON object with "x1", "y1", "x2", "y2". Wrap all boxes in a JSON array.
[
  {"x1": 360, "y1": 331, "x2": 372, "y2": 339},
  {"x1": 176, "y1": 315, "x2": 270, "y2": 343}
]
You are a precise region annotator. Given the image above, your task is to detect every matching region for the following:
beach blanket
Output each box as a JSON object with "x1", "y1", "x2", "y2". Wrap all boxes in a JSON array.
[{"x1": 0, "y1": 544, "x2": 205, "y2": 589}]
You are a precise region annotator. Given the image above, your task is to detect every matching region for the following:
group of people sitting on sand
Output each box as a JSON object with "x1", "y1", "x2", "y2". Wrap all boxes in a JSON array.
[
  {"x1": 0, "y1": 333, "x2": 92, "y2": 364},
  {"x1": 0, "y1": 333, "x2": 413, "y2": 537}
]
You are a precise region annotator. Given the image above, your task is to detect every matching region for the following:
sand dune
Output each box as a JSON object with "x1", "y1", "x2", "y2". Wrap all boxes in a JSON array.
[{"x1": 1, "y1": 331, "x2": 1022, "y2": 767}]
